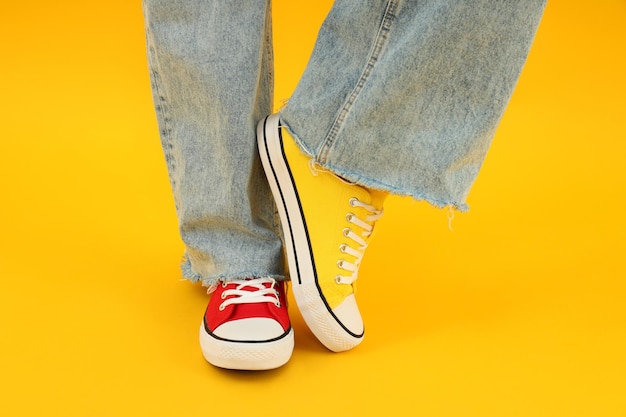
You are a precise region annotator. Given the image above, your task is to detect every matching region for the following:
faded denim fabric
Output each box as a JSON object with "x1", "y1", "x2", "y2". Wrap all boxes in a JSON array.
[
  {"x1": 143, "y1": 0, "x2": 545, "y2": 286},
  {"x1": 282, "y1": 0, "x2": 546, "y2": 210}
]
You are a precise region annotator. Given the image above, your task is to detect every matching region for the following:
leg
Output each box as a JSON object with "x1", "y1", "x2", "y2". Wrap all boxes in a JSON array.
[
  {"x1": 259, "y1": 0, "x2": 546, "y2": 351},
  {"x1": 283, "y1": 0, "x2": 547, "y2": 210},
  {"x1": 144, "y1": 0, "x2": 282, "y2": 285},
  {"x1": 143, "y1": 0, "x2": 293, "y2": 370}
]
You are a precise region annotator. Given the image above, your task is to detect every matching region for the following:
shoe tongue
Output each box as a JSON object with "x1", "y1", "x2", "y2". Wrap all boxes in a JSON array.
[{"x1": 368, "y1": 189, "x2": 389, "y2": 210}]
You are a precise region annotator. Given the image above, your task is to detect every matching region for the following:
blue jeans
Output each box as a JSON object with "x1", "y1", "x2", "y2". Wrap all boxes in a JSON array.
[{"x1": 143, "y1": 0, "x2": 546, "y2": 286}]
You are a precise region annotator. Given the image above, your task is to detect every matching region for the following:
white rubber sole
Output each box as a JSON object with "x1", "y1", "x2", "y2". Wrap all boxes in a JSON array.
[
  {"x1": 199, "y1": 323, "x2": 294, "y2": 370},
  {"x1": 257, "y1": 114, "x2": 363, "y2": 352}
]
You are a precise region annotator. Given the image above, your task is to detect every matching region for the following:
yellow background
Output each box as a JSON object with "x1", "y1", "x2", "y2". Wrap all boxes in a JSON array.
[{"x1": 1, "y1": 1, "x2": 625, "y2": 416}]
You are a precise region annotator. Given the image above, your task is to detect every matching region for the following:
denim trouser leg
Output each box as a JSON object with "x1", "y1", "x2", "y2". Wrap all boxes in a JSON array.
[
  {"x1": 282, "y1": 0, "x2": 547, "y2": 211},
  {"x1": 143, "y1": 0, "x2": 546, "y2": 285},
  {"x1": 143, "y1": 0, "x2": 284, "y2": 286}
]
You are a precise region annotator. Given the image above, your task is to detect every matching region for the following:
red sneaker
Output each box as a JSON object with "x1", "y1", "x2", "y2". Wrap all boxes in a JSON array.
[{"x1": 199, "y1": 277, "x2": 294, "y2": 370}]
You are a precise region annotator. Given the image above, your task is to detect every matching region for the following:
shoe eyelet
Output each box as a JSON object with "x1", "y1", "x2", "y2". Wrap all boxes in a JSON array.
[
  {"x1": 346, "y1": 213, "x2": 354, "y2": 222},
  {"x1": 337, "y1": 260, "x2": 345, "y2": 268},
  {"x1": 274, "y1": 302, "x2": 281, "y2": 308},
  {"x1": 334, "y1": 276, "x2": 343, "y2": 284},
  {"x1": 339, "y1": 244, "x2": 347, "y2": 253},
  {"x1": 349, "y1": 197, "x2": 358, "y2": 207},
  {"x1": 342, "y1": 228, "x2": 351, "y2": 237},
  {"x1": 221, "y1": 292, "x2": 227, "y2": 300},
  {"x1": 221, "y1": 282, "x2": 228, "y2": 288},
  {"x1": 218, "y1": 303, "x2": 226, "y2": 311}
]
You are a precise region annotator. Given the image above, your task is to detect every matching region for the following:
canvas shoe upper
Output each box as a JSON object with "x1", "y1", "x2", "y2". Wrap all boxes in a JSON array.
[
  {"x1": 257, "y1": 114, "x2": 387, "y2": 352},
  {"x1": 199, "y1": 277, "x2": 294, "y2": 370}
]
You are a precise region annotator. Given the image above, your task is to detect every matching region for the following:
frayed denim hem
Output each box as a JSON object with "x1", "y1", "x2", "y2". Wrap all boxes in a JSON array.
[
  {"x1": 280, "y1": 122, "x2": 470, "y2": 213},
  {"x1": 180, "y1": 256, "x2": 287, "y2": 288},
  {"x1": 324, "y1": 162, "x2": 470, "y2": 213}
]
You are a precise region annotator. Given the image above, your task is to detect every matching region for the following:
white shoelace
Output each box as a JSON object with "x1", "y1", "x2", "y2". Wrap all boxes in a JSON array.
[
  {"x1": 207, "y1": 277, "x2": 281, "y2": 311},
  {"x1": 335, "y1": 197, "x2": 384, "y2": 286}
]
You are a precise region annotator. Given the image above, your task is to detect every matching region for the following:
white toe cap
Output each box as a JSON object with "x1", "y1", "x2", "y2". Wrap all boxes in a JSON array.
[
  {"x1": 332, "y1": 294, "x2": 364, "y2": 335},
  {"x1": 213, "y1": 317, "x2": 285, "y2": 341}
]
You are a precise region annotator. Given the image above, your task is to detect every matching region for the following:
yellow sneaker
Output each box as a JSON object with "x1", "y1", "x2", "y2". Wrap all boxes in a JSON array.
[{"x1": 257, "y1": 114, "x2": 387, "y2": 352}]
